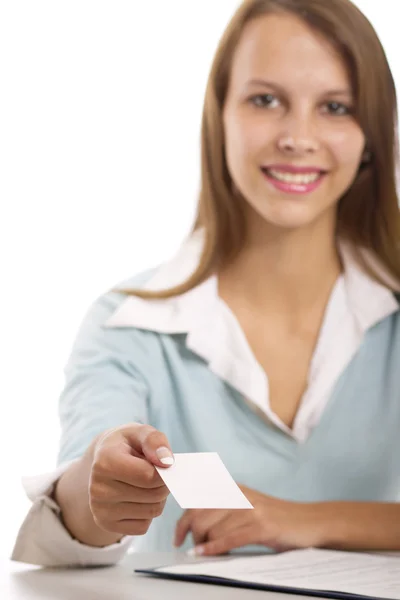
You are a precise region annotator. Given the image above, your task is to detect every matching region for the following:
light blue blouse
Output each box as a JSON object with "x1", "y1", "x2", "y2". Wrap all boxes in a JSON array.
[{"x1": 57, "y1": 263, "x2": 400, "y2": 554}]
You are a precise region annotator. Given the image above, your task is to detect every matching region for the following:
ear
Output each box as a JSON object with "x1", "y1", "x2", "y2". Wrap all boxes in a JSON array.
[{"x1": 361, "y1": 149, "x2": 372, "y2": 164}]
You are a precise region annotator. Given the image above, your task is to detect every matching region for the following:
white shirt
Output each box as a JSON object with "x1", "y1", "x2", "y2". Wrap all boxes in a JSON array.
[{"x1": 106, "y1": 229, "x2": 399, "y2": 442}]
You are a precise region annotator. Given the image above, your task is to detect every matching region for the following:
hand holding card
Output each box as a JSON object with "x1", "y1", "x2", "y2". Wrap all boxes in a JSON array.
[{"x1": 155, "y1": 452, "x2": 254, "y2": 509}]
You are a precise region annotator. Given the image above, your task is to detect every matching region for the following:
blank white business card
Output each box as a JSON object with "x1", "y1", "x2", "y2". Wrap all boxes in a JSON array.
[{"x1": 155, "y1": 452, "x2": 254, "y2": 509}]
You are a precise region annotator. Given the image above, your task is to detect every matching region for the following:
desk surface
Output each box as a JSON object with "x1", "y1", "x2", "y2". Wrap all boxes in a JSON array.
[{"x1": 4, "y1": 552, "x2": 328, "y2": 600}]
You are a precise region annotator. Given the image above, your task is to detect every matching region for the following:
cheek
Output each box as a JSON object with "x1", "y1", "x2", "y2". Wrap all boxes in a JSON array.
[
  {"x1": 325, "y1": 127, "x2": 365, "y2": 170},
  {"x1": 225, "y1": 116, "x2": 269, "y2": 167}
]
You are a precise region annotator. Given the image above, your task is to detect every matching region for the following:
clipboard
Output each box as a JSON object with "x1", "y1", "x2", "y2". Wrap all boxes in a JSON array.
[{"x1": 135, "y1": 566, "x2": 395, "y2": 600}]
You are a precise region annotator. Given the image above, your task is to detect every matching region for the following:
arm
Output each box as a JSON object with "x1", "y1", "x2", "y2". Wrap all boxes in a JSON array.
[
  {"x1": 53, "y1": 434, "x2": 124, "y2": 548},
  {"x1": 174, "y1": 488, "x2": 400, "y2": 556},
  {"x1": 12, "y1": 292, "x2": 153, "y2": 566},
  {"x1": 317, "y1": 500, "x2": 400, "y2": 552},
  {"x1": 54, "y1": 293, "x2": 153, "y2": 548}
]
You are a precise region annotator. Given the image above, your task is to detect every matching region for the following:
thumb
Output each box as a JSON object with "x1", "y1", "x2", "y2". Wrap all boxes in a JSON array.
[{"x1": 125, "y1": 424, "x2": 175, "y2": 469}]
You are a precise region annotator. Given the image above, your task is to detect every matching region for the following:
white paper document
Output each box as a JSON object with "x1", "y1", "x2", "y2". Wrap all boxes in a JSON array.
[
  {"x1": 155, "y1": 452, "x2": 254, "y2": 509},
  {"x1": 157, "y1": 548, "x2": 400, "y2": 599}
]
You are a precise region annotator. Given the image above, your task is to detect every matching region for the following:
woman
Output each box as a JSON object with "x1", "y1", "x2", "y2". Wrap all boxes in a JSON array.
[{"x1": 12, "y1": 0, "x2": 400, "y2": 567}]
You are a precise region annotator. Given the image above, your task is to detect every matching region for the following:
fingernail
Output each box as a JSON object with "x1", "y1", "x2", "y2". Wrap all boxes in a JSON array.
[
  {"x1": 156, "y1": 446, "x2": 174, "y2": 465},
  {"x1": 187, "y1": 546, "x2": 204, "y2": 556}
]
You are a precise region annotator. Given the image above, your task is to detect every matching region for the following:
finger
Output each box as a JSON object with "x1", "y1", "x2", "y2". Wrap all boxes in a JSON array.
[
  {"x1": 90, "y1": 477, "x2": 170, "y2": 504},
  {"x1": 174, "y1": 510, "x2": 195, "y2": 547},
  {"x1": 125, "y1": 424, "x2": 175, "y2": 468},
  {"x1": 91, "y1": 499, "x2": 166, "y2": 522},
  {"x1": 191, "y1": 524, "x2": 261, "y2": 556},
  {"x1": 191, "y1": 510, "x2": 231, "y2": 546},
  {"x1": 208, "y1": 511, "x2": 251, "y2": 541},
  {"x1": 174, "y1": 510, "x2": 230, "y2": 547},
  {"x1": 93, "y1": 446, "x2": 165, "y2": 489},
  {"x1": 92, "y1": 455, "x2": 162, "y2": 489}
]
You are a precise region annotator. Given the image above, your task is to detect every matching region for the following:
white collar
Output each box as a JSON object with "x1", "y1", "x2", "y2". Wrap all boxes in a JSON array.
[
  {"x1": 104, "y1": 230, "x2": 399, "y2": 418},
  {"x1": 105, "y1": 229, "x2": 399, "y2": 335},
  {"x1": 105, "y1": 229, "x2": 216, "y2": 334}
]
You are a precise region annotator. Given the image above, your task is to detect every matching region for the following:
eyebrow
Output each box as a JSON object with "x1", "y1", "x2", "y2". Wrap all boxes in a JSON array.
[{"x1": 245, "y1": 79, "x2": 353, "y2": 97}]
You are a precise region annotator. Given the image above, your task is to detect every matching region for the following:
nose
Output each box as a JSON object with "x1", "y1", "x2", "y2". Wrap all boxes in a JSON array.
[
  {"x1": 278, "y1": 136, "x2": 319, "y2": 155},
  {"x1": 277, "y1": 116, "x2": 320, "y2": 156}
]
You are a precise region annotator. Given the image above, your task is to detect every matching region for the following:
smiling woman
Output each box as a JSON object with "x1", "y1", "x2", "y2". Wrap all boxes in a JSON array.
[
  {"x1": 121, "y1": 0, "x2": 399, "y2": 301},
  {"x1": 222, "y1": 12, "x2": 366, "y2": 235},
  {"x1": 11, "y1": 0, "x2": 400, "y2": 567}
]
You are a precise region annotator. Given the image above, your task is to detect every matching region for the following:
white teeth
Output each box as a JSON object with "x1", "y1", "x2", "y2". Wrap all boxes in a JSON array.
[{"x1": 267, "y1": 169, "x2": 321, "y2": 185}]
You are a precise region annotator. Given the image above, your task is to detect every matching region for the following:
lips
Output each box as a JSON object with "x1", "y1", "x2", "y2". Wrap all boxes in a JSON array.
[
  {"x1": 261, "y1": 165, "x2": 328, "y2": 174},
  {"x1": 261, "y1": 167, "x2": 324, "y2": 183},
  {"x1": 261, "y1": 166, "x2": 327, "y2": 194}
]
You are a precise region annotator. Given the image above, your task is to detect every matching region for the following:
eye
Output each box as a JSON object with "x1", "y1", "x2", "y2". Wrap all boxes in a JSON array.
[
  {"x1": 249, "y1": 94, "x2": 280, "y2": 109},
  {"x1": 324, "y1": 101, "x2": 352, "y2": 116}
]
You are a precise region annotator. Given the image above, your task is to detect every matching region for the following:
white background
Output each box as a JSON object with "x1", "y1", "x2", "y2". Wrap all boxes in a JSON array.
[{"x1": 0, "y1": 0, "x2": 398, "y2": 560}]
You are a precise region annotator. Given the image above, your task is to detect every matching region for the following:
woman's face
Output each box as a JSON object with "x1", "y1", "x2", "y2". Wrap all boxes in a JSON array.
[{"x1": 223, "y1": 12, "x2": 366, "y2": 235}]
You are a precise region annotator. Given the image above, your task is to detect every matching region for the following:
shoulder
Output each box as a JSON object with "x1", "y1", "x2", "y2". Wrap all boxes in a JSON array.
[
  {"x1": 112, "y1": 267, "x2": 159, "y2": 294},
  {"x1": 89, "y1": 267, "x2": 160, "y2": 325},
  {"x1": 69, "y1": 267, "x2": 162, "y2": 359}
]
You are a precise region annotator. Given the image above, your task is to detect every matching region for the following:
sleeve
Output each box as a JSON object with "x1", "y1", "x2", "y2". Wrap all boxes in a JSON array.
[{"x1": 11, "y1": 291, "x2": 152, "y2": 567}]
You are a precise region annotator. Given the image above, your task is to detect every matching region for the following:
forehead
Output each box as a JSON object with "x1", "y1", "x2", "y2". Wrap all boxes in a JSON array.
[{"x1": 229, "y1": 13, "x2": 350, "y2": 92}]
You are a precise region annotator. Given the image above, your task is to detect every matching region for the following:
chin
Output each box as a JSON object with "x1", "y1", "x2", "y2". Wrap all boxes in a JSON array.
[{"x1": 255, "y1": 206, "x2": 323, "y2": 231}]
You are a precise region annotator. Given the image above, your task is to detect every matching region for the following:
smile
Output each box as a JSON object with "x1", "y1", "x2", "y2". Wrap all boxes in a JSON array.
[{"x1": 261, "y1": 167, "x2": 326, "y2": 194}]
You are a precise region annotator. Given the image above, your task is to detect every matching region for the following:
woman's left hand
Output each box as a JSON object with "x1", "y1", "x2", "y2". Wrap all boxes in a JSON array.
[{"x1": 174, "y1": 486, "x2": 327, "y2": 556}]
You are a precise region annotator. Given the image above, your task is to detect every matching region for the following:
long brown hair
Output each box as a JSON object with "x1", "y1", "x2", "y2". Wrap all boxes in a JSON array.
[{"x1": 120, "y1": 0, "x2": 400, "y2": 299}]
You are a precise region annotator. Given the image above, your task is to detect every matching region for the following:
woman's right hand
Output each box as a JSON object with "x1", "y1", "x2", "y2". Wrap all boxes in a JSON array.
[{"x1": 88, "y1": 423, "x2": 174, "y2": 536}]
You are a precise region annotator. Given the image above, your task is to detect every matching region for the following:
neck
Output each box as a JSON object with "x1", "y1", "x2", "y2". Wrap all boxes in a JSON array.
[{"x1": 219, "y1": 217, "x2": 343, "y2": 318}]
